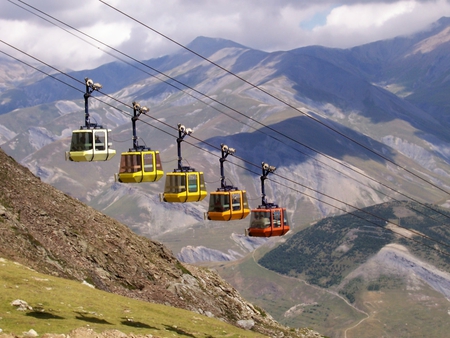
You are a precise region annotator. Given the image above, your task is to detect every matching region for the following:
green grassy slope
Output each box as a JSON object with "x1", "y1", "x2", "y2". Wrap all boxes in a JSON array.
[{"x1": 0, "y1": 257, "x2": 265, "y2": 338}]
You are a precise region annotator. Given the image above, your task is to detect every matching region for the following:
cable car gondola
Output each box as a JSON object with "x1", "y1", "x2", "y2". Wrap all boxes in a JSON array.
[
  {"x1": 207, "y1": 144, "x2": 250, "y2": 221},
  {"x1": 246, "y1": 162, "x2": 290, "y2": 237},
  {"x1": 65, "y1": 78, "x2": 116, "y2": 162},
  {"x1": 161, "y1": 124, "x2": 207, "y2": 203},
  {"x1": 116, "y1": 102, "x2": 163, "y2": 183}
]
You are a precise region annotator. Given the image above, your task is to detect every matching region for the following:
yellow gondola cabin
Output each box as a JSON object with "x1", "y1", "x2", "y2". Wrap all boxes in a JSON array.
[
  {"x1": 206, "y1": 144, "x2": 250, "y2": 221},
  {"x1": 162, "y1": 124, "x2": 207, "y2": 203},
  {"x1": 118, "y1": 150, "x2": 163, "y2": 183},
  {"x1": 163, "y1": 170, "x2": 207, "y2": 203},
  {"x1": 116, "y1": 102, "x2": 163, "y2": 183}
]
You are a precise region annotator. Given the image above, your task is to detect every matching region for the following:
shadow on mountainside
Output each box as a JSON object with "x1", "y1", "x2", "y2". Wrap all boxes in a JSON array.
[{"x1": 205, "y1": 114, "x2": 395, "y2": 170}]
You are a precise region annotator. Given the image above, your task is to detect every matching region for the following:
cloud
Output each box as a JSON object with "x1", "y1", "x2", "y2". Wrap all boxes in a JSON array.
[
  {"x1": 306, "y1": 0, "x2": 450, "y2": 48},
  {"x1": 1, "y1": 0, "x2": 450, "y2": 71},
  {"x1": 300, "y1": 9, "x2": 332, "y2": 31},
  {"x1": 327, "y1": 1, "x2": 417, "y2": 29}
]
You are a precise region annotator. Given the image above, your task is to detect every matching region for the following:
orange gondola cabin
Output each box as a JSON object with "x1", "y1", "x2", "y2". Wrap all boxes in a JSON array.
[{"x1": 246, "y1": 162, "x2": 290, "y2": 237}]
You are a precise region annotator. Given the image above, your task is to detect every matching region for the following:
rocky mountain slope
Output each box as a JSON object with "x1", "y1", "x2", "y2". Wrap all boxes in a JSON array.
[{"x1": 0, "y1": 147, "x2": 322, "y2": 337}]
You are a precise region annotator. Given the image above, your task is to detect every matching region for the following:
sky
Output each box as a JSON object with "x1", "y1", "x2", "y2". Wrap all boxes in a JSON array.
[{"x1": 1, "y1": 0, "x2": 450, "y2": 71}]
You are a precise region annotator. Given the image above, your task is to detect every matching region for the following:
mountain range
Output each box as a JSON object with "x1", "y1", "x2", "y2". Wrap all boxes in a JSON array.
[
  {"x1": 2, "y1": 18, "x2": 450, "y2": 249},
  {"x1": 2, "y1": 15, "x2": 450, "y2": 337}
]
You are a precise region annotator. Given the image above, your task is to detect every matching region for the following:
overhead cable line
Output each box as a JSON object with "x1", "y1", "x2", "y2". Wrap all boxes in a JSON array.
[
  {"x1": 0, "y1": 40, "x2": 178, "y2": 142},
  {"x1": 9, "y1": 0, "x2": 450, "y2": 225},
  {"x1": 98, "y1": 0, "x2": 450, "y2": 199},
  {"x1": 6, "y1": 2, "x2": 450, "y2": 242},
  {"x1": 8, "y1": 0, "x2": 446, "y2": 235},
  {"x1": 10, "y1": 1, "x2": 449, "y2": 226},
  {"x1": 2, "y1": 43, "x2": 450, "y2": 259},
  {"x1": 97, "y1": 0, "x2": 450, "y2": 222},
  {"x1": 7, "y1": 0, "x2": 450, "y2": 233}
]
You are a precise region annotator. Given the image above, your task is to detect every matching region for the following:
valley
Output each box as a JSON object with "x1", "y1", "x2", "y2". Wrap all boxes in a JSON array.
[{"x1": 212, "y1": 238, "x2": 450, "y2": 338}]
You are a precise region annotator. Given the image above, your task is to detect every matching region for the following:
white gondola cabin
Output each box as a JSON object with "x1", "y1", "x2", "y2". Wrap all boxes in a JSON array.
[
  {"x1": 66, "y1": 78, "x2": 116, "y2": 162},
  {"x1": 66, "y1": 128, "x2": 115, "y2": 162}
]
